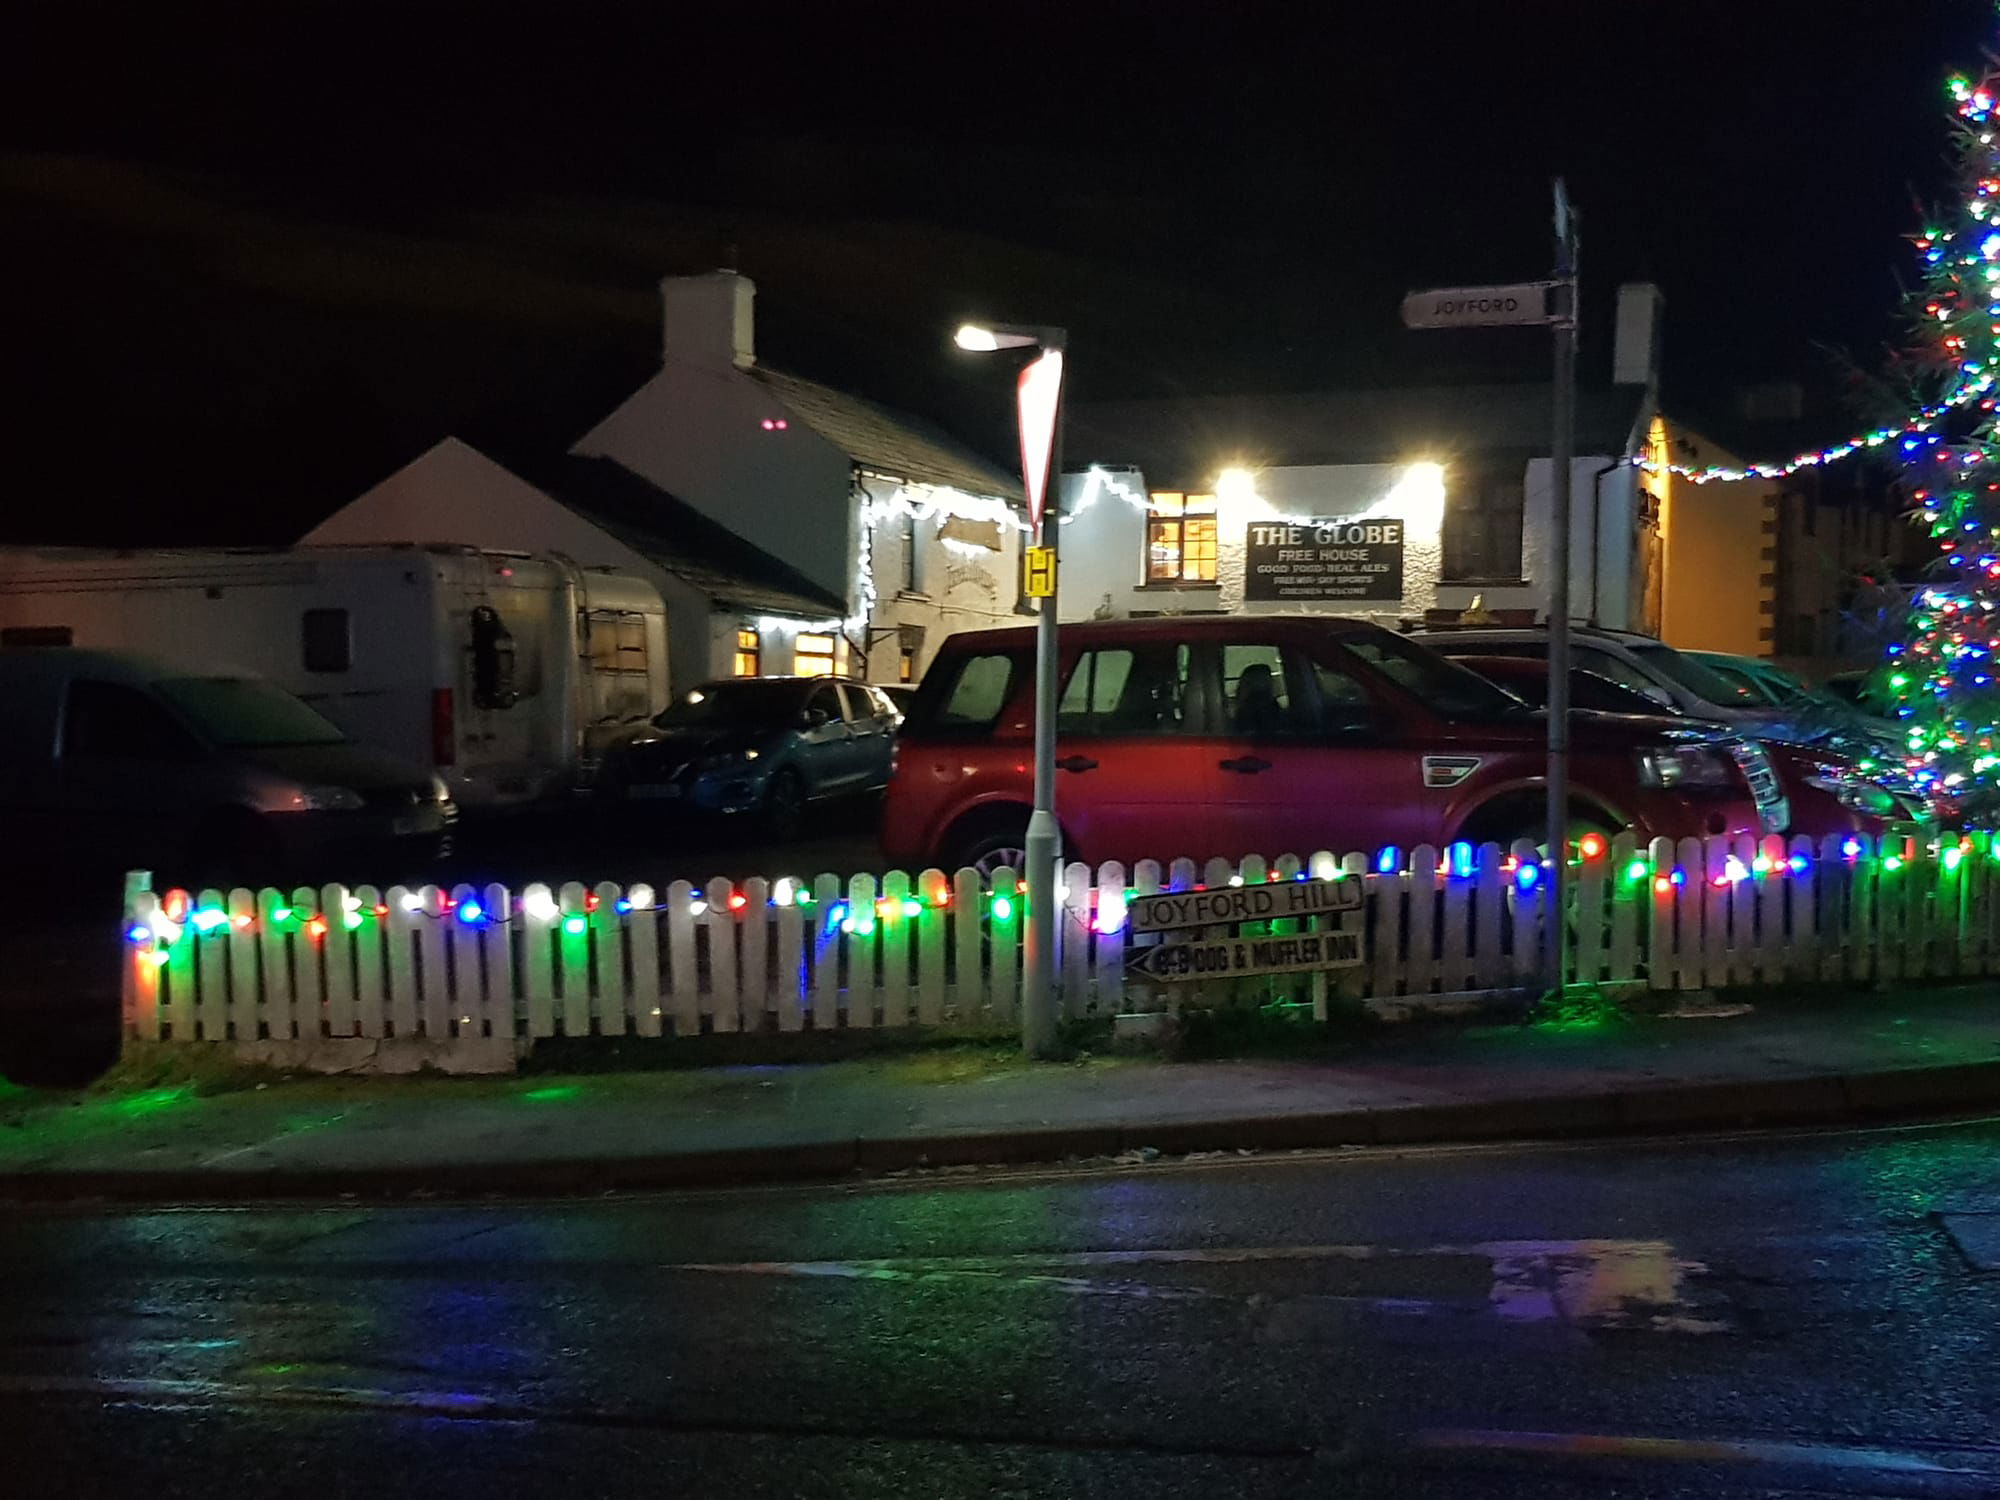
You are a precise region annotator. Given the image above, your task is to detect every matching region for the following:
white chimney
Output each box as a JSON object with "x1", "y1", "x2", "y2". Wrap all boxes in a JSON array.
[{"x1": 661, "y1": 271, "x2": 755, "y2": 370}]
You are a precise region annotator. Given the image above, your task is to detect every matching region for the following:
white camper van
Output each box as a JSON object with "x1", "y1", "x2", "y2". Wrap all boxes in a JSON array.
[{"x1": 0, "y1": 546, "x2": 668, "y2": 809}]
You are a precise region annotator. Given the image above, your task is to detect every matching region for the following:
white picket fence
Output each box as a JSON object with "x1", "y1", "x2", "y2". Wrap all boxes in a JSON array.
[{"x1": 118, "y1": 830, "x2": 2000, "y2": 1046}]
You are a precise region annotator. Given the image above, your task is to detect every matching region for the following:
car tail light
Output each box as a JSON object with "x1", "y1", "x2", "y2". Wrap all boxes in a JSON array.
[{"x1": 432, "y1": 688, "x2": 456, "y2": 767}]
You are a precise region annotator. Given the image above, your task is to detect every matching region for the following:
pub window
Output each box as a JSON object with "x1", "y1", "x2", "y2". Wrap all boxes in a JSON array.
[
  {"x1": 733, "y1": 627, "x2": 761, "y2": 677},
  {"x1": 1440, "y1": 476, "x2": 1525, "y2": 583},
  {"x1": 794, "y1": 632, "x2": 838, "y2": 676},
  {"x1": 1145, "y1": 492, "x2": 1218, "y2": 583},
  {"x1": 899, "y1": 648, "x2": 916, "y2": 682}
]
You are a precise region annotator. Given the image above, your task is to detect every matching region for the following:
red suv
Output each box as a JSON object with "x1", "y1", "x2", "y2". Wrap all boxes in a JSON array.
[{"x1": 882, "y1": 616, "x2": 1787, "y2": 871}]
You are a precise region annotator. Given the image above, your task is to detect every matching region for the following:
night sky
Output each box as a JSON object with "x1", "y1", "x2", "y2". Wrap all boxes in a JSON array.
[{"x1": 8, "y1": 0, "x2": 1996, "y2": 543}]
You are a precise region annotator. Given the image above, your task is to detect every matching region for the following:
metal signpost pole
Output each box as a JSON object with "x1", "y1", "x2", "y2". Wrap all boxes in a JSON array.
[
  {"x1": 1545, "y1": 178, "x2": 1579, "y2": 995},
  {"x1": 1021, "y1": 356, "x2": 1065, "y2": 1058}
]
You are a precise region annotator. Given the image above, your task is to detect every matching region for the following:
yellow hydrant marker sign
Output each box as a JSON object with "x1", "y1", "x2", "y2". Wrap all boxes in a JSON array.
[{"x1": 1023, "y1": 546, "x2": 1056, "y2": 598}]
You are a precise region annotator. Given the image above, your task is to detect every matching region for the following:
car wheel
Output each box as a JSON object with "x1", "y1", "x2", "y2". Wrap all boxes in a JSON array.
[
  {"x1": 947, "y1": 815, "x2": 1032, "y2": 877},
  {"x1": 763, "y1": 770, "x2": 806, "y2": 841}
]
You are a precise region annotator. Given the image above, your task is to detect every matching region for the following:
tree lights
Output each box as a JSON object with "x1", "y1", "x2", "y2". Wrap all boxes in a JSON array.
[{"x1": 1883, "y1": 55, "x2": 2000, "y2": 814}]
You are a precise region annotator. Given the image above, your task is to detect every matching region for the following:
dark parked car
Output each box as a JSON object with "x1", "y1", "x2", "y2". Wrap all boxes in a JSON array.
[
  {"x1": 1449, "y1": 654, "x2": 1922, "y2": 839},
  {"x1": 597, "y1": 676, "x2": 900, "y2": 837}
]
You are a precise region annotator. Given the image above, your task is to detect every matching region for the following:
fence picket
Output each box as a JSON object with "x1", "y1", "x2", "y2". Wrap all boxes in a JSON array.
[
  {"x1": 227, "y1": 887, "x2": 261, "y2": 1039},
  {"x1": 411, "y1": 886, "x2": 446, "y2": 1040},
  {"x1": 552, "y1": 882, "x2": 588, "y2": 1035},
  {"x1": 1373, "y1": 855, "x2": 1406, "y2": 999},
  {"x1": 952, "y1": 868, "x2": 985, "y2": 1024},
  {"x1": 1405, "y1": 845, "x2": 1438, "y2": 995},
  {"x1": 916, "y1": 869, "x2": 948, "y2": 1025},
  {"x1": 122, "y1": 884, "x2": 159, "y2": 1039},
  {"x1": 811, "y1": 873, "x2": 842, "y2": 1027},
  {"x1": 844, "y1": 874, "x2": 877, "y2": 1028},
  {"x1": 193, "y1": 887, "x2": 229, "y2": 1040},
  {"x1": 1847, "y1": 835, "x2": 1878, "y2": 985},
  {"x1": 1606, "y1": 833, "x2": 1641, "y2": 982},
  {"x1": 1646, "y1": 837, "x2": 1679, "y2": 990},
  {"x1": 1336, "y1": 852, "x2": 1369, "y2": 1010},
  {"x1": 1091, "y1": 861, "x2": 1127, "y2": 1018},
  {"x1": 1816, "y1": 835, "x2": 1848, "y2": 982},
  {"x1": 1572, "y1": 841, "x2": 1607, "y2": 985},
  {"x1": 880, "y1": 871, "x2": 913, "y2": 1028},
  {"x1": 736, "y1": 877, "x2": 769, "y2": 1033},
  {"x1": 705, "y1": 876, "x2": 742, "y2": 1031},
  {"x1": 1752, "y1": 835, "x2": 1787, "y2": 983},
  {"x1": 767, "y1": 880, "x2": 802, "y2": 1033},
  {"x1": 1507, "y1": 840, "x2": 1541, "y2": 984},
  {"x1": 1471, "y1": 843, "x2": 1506, "y2": 991},
  {"x1": 291, "y1": 886, "x2": 326, "y2": 1039},
  {"x1": 1877, "y1": 842, "x2": 1906, "y2": 985},
  {"x1": 446, "y1": 882, "x2": 484, "y2": 1038},
  {"x1": 160, "y1": 891, "x2": 196, "y2": 1040},
  {"x1": 628, "y1": 883, "x2": 664, "y2": 1037},
  {"x1": 1784, "y1": 838, "x2": 1818, "y2": 982},
  {"x1": 320, "y1": 883, "x2": 357, "y2": 1037},
  {"x1": 484, "y1": 882, "x2": 517, "y2": 1039},
  {"x1": 519, "y1": 883, "x2": 559, "y2": 1038},
  {"x1": 988, "y1": 868, "x2": 1020, "y2": 1023},
  {"x1": 1437, "y1": 849, "x2": 1472, "y2": 991},
  {"x1": 1061, "y1": 861, "x2": 1091, "y2": 1017},
  {"x1": 381, "y1": 886, "x2": 418, "y2": 1037},
  {"x1": 1697, "y1": 840, "x2": 1729, "y2": 991},
  {"x1": 593, "y1": 880, "x2": 627, "y2": 1036}
]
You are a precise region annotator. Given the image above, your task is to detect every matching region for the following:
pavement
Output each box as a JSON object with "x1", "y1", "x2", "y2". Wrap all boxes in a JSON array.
[{"x1": 4, "y1": 983, "x2": 2000, "y2": 1201}]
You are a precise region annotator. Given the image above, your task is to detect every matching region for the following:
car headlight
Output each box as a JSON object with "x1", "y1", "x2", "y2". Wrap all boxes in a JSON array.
[
  {"x1": 1637, "y1": 745, "x2": 1736, "y2": 789},
  {"x1": 429, "y1": 774, "x2": 452, "y2": 805},
  {"x1": 292, "y1": 784, "x2": 365, "y2": 812},
  {"x1": 697, "y1": 748, "x2": 761, "y2": 772}
]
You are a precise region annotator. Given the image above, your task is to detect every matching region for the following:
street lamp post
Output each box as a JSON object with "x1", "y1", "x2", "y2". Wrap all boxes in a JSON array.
[{"x1": 956, "y1": 320, "x2": 1066, "y2": 1058}]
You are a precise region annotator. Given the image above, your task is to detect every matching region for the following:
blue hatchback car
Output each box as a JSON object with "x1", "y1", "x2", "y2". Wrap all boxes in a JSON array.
[{"x1": 597, "y1": 676, "x2": 900, "y2": 838}]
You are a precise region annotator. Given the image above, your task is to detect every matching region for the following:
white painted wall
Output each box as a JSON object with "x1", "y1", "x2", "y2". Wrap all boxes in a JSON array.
[
  {"x1": 1059, "y1": 455, "x2": 1641, "y2": 628},
  {"x1": 574, "y1": 363, "x2": 857, "y2": 604},
  {"x1": 862, "y1": 477, "x2": 1025, "y2": 678}
]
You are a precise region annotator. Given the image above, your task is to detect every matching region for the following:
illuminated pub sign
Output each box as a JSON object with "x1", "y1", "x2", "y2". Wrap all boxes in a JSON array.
[{"x1": 1244, "y1": 516, "x2": 1405, "y2": 602}]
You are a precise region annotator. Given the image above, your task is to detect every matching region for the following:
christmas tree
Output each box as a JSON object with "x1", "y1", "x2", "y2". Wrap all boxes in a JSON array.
[{"x1": 1884, "y1": 66, "x2": 2000, "y2": 814}]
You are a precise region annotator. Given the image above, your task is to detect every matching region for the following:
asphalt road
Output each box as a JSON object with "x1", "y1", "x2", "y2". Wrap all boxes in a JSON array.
[{"x1": 7, "y1": 1120, "x2": 2000, "y2": 1496}]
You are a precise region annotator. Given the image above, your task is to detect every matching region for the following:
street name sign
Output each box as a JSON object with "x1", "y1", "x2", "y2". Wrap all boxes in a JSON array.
[
  {"x1": 1130, "y1": 928, "x2": 1364, "y2": 983},
  {"x1": 1129, "y1": 877, "x2": 1362, "y2": 935},
  {"x1": 1400, "y1": 281, "x2": 1556, "y2": 330}
]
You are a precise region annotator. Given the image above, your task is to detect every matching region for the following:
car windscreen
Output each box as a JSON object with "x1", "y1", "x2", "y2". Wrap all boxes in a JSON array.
[
  {"x1": 654, "y1": 680, "x2": 803, "y2": 729},
  {"x1": 1629, "y1": 643, "x2": 1763, "y2": 707},
  {"x1": 156, "y1": 677, "x2": 348, "y2": 747},
  {"x1": 1342, "y1": 633, "x2": 1524, "y2": 721}
]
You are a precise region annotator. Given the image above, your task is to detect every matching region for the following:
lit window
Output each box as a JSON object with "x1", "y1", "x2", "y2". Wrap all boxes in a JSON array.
[
  {"x1": 794, "y1": 633, "x2": 837, "y2": 676},
  {"x1": 1145, "y1": 492, "x2": 1218, "y2": 583},
  {"x1": 733, "y1": 628, "x2": 761, "y2": 677}
]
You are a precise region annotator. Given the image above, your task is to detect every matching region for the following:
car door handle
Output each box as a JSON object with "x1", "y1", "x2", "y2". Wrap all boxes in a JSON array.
[
  {"x1": 1219, "y1": 756, "x2": 1273, "y2": 774},
  {"x1": 1055, "y1": 755, "x2": 1099, "y2": 773}
]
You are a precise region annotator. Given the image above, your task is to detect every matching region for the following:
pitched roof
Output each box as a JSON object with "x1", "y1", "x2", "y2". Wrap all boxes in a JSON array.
[
  {"x1": 506, "y1": 452, "x2": 846, "y2": 619},
  {"x1": 749, "y1": 366, "x2": 1023, "y2": 501},
  {"x1": 1067, "y1": 384, "x2": 1652, "y2": 487}
]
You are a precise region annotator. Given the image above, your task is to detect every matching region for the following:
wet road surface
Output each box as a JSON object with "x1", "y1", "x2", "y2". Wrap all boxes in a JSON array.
[{"x1": 7, "y1": 1119, "x2": 2000, "y2": 1495}]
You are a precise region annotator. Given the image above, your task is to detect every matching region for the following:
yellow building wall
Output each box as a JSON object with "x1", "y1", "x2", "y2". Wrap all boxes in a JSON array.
[{"x1": 1652, "y1": 418, "x2": 1778, "y2": 656}]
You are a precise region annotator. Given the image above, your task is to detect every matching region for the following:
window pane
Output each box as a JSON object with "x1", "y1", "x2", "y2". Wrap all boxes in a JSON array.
[
  {"x1": 155, "y1": 677, "x2": 345, "y2": 748},
  {"x1": 1222, "y1": 644, "x2": 1311, "y2": 736},
  {"x1": 1183, "y1": 494, "x2": 1217, "y2": 514},
  {"x1": 931, "y1": 653, "x2": 1017, "y2": 729},
  {"x1": 1146, "y1": 518, "x2": 1183, "y2": 581},
  {"x1": 1181, "y1": 516, "x2": 1217, "y2": 581},
  {"x1": 1149, "y1": 492, "x2": 1185, "y2": 515},
  {"x1": 302, "y1": 608, "x2": 352, "y2": 674},
  {"x1": 1059, "y1": 646, "x2": 1186, "y2": 735},
  {"x1": 794, "y1": 632, "x2": 837, "y2": 676}
]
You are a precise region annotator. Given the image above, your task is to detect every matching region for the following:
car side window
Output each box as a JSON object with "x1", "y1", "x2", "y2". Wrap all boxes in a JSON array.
[
  {"x1": 928, "y1": 653, "x2": 1018, "y2": 731},
  {"x1": 1575, "y1": 648, "x2": 1659, "y2": 697},
  {"x1": 1058, "y1": 645, "x2": 1189, "y2": 736},
  {"x1": 1220, "y1": 643, "x2": 1353, "y2": 738},
  {"x1": 836, "y1": 682, "x2": 870, "y2": 722},
  {"x1": 805, "y1": 683, "x2": 844, "y2": 725},
  {"x1": 64, "y1": 680, "x2": 203, "y2": 761}
]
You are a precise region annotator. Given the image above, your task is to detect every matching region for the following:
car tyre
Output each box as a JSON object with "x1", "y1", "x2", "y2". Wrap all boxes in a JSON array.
[
  {"x1": 946, "y1": 813, "x2": 1032, "y2": 878},
  {"x1": 763, "y1": 770, "x2": 806, "y2": 841}
]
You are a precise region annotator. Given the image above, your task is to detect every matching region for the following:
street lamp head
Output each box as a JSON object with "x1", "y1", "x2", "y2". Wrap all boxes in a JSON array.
[{"x1": 955, "y1": 322, "x2": 1043, "y2": 353}]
